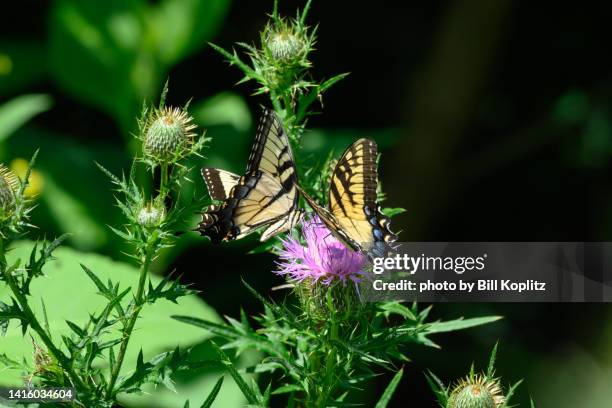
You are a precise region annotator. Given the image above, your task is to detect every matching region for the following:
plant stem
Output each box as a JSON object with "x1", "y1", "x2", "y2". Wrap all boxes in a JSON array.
[
  {"x1": 105, "y1": 240, "x2": 154, "y2": 398},
  {"x1": 159, "y1": 163, "x2": 169, "y2": 200},
  {"x1": 0, "y1": 240, "x2": 88, "y2": 392},
  {"x1": 269, "y1": 88, "x2": 285, "y2": 118}
]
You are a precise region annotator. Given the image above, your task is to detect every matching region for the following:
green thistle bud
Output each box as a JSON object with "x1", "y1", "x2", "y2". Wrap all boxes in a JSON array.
[
  {"x1": 447, "y1": 375, "x2": 505, "y2": 408},
  {"x1": 262, "y1": 17, "x2": 309, "y2": 67},
  {"x1": 143, "y1": 106, "x2": 196, "y2": 164},
  {"x1": 267, "y1": 27, "x2": 305, "y2": 63},
  {"x1": 0, "y1": 164, "x2": 20, "y2": 218},
  {"x1": 137, "y1": 202, "x2": 166, "y2": 228}
]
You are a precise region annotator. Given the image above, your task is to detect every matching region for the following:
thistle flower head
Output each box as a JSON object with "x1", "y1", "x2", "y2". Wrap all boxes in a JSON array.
[
  {"x1": 0, "y1": 163, "x2": 20, "y2": 219},
  {"x1": 136, "y1": 201, "x2": 166, "y2": 228},
  {"x1": 142, "y1": 106, "x2": 197, "y2": 165},
  {"x1": 447, "y1": 374, "x2": 505, "y2": 408},
  {"x1": 276, "y1": 215, "x2": 366, "y2": 285}
]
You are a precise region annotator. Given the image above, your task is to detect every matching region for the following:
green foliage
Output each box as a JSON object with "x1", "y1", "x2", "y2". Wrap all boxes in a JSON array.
[
  {"x1": 191, "y1": 92, "x2": 253, "y2": 133},
  {"x1": 0, "y1": 1, "x2": 526, "y2": 407},
  {"x1": 0, "y1": 41, "x2": 46, "y2": 95},
  {"x1": 0, "y1": 241, "x2": 221, "y2": 405},
  {"x1": 175, "y1": 283, "x2": 500, "y2": 407},
  {"x1": 374, "y1": 367, "x2": 404, "y2": 408},
  {"x1": 48, "y1": 0, "x2": 231, "y2": 133},
  {"x1": 200, "y1": 376, "x2": 225, "y2": 408},
  {"x1": 0, "y1": 85, "x2": 217, "y2": 406},
  {"x1": 209, "y1": 0, "x2": 348, "y2": 144},
  {"x1": 0, "y1": 94, "x2": 52, "y2": 142}
]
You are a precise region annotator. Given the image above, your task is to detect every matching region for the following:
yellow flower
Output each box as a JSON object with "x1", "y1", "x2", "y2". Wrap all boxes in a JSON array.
[
  {"x1": 10, "y1": 158, "x2": 43, "y2": 197},
  {"x1": 0, "y1": 54, "x2": 12, "y2": 76}
]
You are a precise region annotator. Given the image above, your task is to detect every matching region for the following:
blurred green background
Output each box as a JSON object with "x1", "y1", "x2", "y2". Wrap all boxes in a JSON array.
[{"x1": 2, "y1": 0, "x2": 612, "y2": 406}]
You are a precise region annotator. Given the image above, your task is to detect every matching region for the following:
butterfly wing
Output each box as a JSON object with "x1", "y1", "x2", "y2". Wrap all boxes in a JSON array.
[
  {"x1": 298, "y1": 185, "x2": 362, "y2": 250},
  {"x1": 300, "y1": 138, "x2": 397, "y2": 254},
  {"x1": 329, "y1": 138, "x2": 396, "y2": 247},
  {"x1": 202, "y1": 168, "x2": 240, "y2": 201},
  {"x1": 199, "y1": 109, "x2": 300, "y2": 243}
]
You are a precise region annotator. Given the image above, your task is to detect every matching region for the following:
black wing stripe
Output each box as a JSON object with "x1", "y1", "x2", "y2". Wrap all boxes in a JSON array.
[
  {"x1": 202, "y1": 168, "x2": 240, "y2": 201},
  {"x1": 246, "y1": 109, "x2": 275, "y2": 173}
]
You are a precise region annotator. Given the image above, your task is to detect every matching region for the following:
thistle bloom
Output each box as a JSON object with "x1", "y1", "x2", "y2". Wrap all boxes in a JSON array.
[{"x1": 276, "y1": 215, "x2": 366, "y2": 285}]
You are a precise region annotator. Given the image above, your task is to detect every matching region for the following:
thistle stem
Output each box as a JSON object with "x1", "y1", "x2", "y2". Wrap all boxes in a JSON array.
[
  {"x1": 269, "y1": 88, "x2": 285, "y2": 118},
  {"x1": 0, "y1": 240, "x2": 88, "y2": 392},
  {"x1": 105, "y1": 239, "x2": 154, "y2": 398},
  {"x1": 159, "y1": 163, "x2": 169, "y2": 200}
]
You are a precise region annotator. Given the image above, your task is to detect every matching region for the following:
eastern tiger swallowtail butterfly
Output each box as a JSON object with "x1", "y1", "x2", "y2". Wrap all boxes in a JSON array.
[
  {"x1": 199, "y1": 109, "x2": 301, "y2": 243},
  {"x1": 297, "y1": 138, "x2": 397, "y2": 256}
]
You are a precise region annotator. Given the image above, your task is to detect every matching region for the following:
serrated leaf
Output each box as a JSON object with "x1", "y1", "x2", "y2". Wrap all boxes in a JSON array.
[
  {"x1": 147, "y1": 274, "x2": 195, "y2": 304},
  {"x1": 172, "y1": 316, "x2": 240, "y2": 339},
  {"x1": 424, "y1": 316, "x2": 502, "y2": 334},
  {"x1": 81, "y1": 263, "x2": 110, "y2": 296},
  {"x1": 381, "y1": 207, "x2": 406, "y2": 218},
  {"x1": 117, "y1": 347, "x2": 192, "y2": 394},
  {"x1": 209, "y1": 42, "x2": 259, "y2": 81},
  {"x1": 487, "y1": 341, "x2": 499, "y2": 378},
  {"x1": 201, "y1": 376, "x2": 224, "y2": 408},
  {"x1": 211, "y1": 342, "x2": 260, "y2": 406},
  {"x1": 0, "y1": 300, "x2": 25, "y2": 336},
  {"x1": 502, "y1": 379, "x2": 523, "y2": 408},
  {"x1": 271, "y1": 384, "x2": 302, "y2": 395},
  {"x1": 65, "y1": 320, "x2": 85, "y2": 337},
  {"x1": 424, "y1": 370, "x2": 449, "y2": 407},
  {"x1": 0, "y1": 353, "x2": 22, "y2": 370},
  {"x1": 296, "y1": 72, "x2": 349, "y2": 121},
  {"x1": 374, "y1": 367, "x2": 403, "y2": 408},
  {"x1": 379, "y1": 302, "x2": 417, "y2": 321}
]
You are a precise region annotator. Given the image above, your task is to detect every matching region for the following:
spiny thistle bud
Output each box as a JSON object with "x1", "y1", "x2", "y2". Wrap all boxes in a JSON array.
[
  {"x1": 262, "y1": 17, "x2": 311, "y2": 68},
  {"x1": 143, "y1": 106, "x2": 196, "y2": 164},
  {"x1": 0, "y1": 163, "x2": 20, "y2": 218},
  {"x1": 447, "y1": 374, "x2": 505, "y2": 408},
  {"x1": 137, "y1": 202, "x2": 166, "y2": 228},
  {"x1": 267, "y1": 26, "x2": 305, "y2": 63}
]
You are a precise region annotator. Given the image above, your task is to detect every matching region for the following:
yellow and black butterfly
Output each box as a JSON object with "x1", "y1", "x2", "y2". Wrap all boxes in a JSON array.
[
  {"x1": 298, "y1": 138, "x2": 397, "y2": 255},
  {"x1": 199, "y1": 109, "x2": 301, "y2": 243}
]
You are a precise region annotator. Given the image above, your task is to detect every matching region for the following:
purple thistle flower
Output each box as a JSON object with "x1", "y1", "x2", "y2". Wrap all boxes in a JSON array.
[{"x1": 276, "y1": 215, "x2": 367, "y2": 285}]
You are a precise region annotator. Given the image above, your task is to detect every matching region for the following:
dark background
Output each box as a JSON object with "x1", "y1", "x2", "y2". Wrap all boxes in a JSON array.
[{"x1": 2, "y1": 1, "x2": 612, "y2": 406}]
